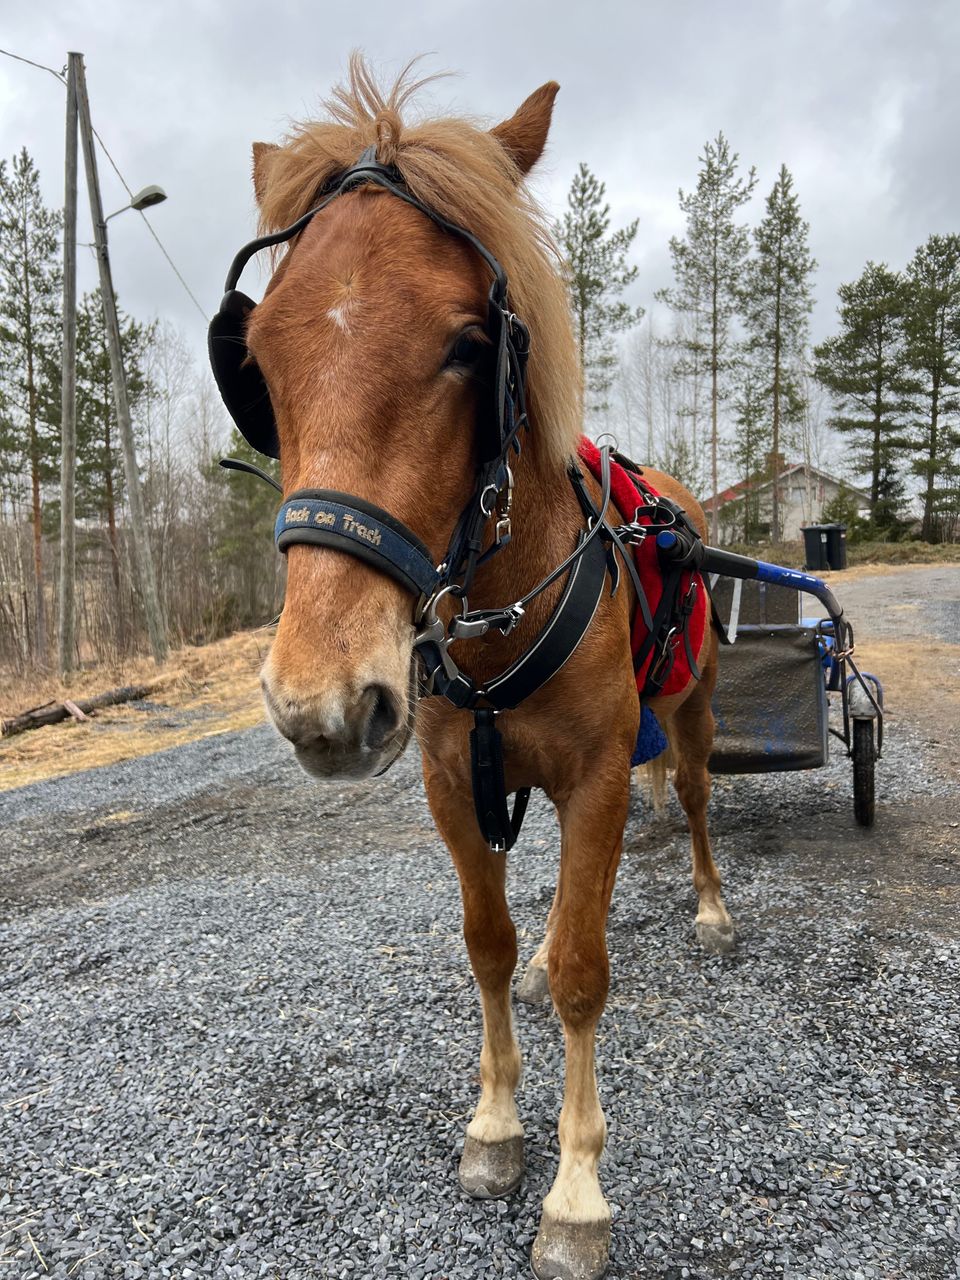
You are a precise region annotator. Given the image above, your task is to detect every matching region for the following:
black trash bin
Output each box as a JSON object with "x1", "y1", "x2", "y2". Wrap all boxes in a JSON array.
[
  {"x1": 823, "y1": 523, "x2": 847, "y2": 570},
  {"x1": 802, "y1": 525, "x2": 829, "y2": 571}
]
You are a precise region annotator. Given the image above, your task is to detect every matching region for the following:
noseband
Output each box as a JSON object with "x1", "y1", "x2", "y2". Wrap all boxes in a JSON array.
[{"x1": 209, "y1": 147, "x2": 701, "y2": 850}]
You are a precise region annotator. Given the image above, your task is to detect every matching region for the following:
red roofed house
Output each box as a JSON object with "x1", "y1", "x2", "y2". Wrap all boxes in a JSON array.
[{"x1": 704, "y1": 455, "x2": 871, "y2": 545}]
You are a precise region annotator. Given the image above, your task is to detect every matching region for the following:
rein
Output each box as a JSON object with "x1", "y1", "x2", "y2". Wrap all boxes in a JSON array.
[{"x1": 210, "y1": 147, "x2": 705, "y2": 852}]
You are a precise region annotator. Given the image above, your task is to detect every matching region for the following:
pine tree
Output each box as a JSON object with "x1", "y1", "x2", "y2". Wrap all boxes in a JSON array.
[
  {"x1": 657, "y1": 134, "x2": 757, "y2": 538},
  {"x1": 205, "y1": 428, "x2": 283, "y2": 630},
  {"x1": 813, "y1": 263, "x2": 912, "y2": 532},
  {"x1": 742, "y1": 165, "x2": 816, "y2": 539},
  {"x1": 74, "y1": 289, "x2": 154, "y2": 597},
  {"x1": 0, "y1": 149, "x2": 63, "y2": 661},
  {"x1": 555, "y1": 163, "x2": 643, "y2": 417},
  {"x1": 727, "y1": 361, "x2": 771, "y2": 541},
  {"x1": 901, "y1": 234, "x2": 960, "y2": 542}
]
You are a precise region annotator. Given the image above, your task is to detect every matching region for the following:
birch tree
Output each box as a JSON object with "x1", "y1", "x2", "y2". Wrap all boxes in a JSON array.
[{"x1": 75, "y1": 289, "x2": 154, "y2": 600}]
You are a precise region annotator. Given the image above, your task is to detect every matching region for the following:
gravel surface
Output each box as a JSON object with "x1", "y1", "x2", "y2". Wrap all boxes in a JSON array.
[
  {"x1": 2, "y1": 694, "x2": 959, "y2": 1277},
  {"x1": 0, "y1": 722, "x2": 290, "y2": 825},
  {"x1": 801, "y1": 566, "x2": 960, "y2": 643}
]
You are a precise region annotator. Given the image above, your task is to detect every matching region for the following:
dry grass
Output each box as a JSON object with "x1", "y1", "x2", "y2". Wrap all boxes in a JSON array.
[
  {"x1": 0, "y1": 629, "x2": 274, "y2": 792},
  {"x1": 818, "y1": 561, "x2": 960, "y2": 584},
  {"x1": 853, "y1": 637, "x2": 960, "y2": 727},
  {"x1": 847, "y1": 541, "x2": 960, "y2": 566}
]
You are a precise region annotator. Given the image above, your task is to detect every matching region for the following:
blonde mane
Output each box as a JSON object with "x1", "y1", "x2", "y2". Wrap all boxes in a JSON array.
[{"x1": 257, "y1": 56, "x2": 582, "y2": 469}]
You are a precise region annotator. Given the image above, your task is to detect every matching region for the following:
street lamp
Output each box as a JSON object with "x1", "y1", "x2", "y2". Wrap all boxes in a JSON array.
[{"x1": 105, "y1": 184, "x2": 167, "y2": 221}]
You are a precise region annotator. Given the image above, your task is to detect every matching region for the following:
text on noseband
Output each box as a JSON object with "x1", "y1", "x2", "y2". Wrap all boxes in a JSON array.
[{"x1": 283, "y1": 505, "x2": 383, "y2": 547}]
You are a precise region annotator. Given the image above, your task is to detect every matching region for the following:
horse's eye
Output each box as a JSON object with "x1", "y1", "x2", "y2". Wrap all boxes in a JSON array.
[{"x1": 446, "y1": 330, "x2": 487, "y2": 369}]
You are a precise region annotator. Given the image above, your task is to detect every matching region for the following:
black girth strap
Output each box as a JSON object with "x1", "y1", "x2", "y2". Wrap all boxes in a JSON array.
[{"x1": 470, "y1": 711, "x2": 531, "y2": 853}]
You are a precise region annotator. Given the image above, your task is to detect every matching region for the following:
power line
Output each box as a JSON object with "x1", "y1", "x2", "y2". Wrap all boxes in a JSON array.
[
  {"x1": 1, "y1": 45, "x2": 207, "y2": 322},
  {"x1": 135, "y1": 210, "x2": 208, "y2": 320},
  {"x1": 91, "y1": 127, "x2": 208, "y2": 320},
  {"x1": 0, "y1": 46, "x2": 65, "y2": 83}
]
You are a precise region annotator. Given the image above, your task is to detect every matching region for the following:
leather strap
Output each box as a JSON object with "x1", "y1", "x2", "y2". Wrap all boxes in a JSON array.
[
  {"x1": 470, "y1": 709, "x2": 531, "y2": 852},
  {"x1": 482, "y1": 531, "x2": 608, "y2": 710}
]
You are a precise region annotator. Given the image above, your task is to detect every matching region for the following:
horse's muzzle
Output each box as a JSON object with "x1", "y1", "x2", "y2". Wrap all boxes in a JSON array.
[{"x1": 261, "y1": 676, "x2": 410, "y2": 780}]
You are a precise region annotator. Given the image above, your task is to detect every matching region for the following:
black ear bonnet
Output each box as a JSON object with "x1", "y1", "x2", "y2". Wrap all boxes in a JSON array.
[{"x1": 207, "y1": 147, "x2": 530, "y2": 466}]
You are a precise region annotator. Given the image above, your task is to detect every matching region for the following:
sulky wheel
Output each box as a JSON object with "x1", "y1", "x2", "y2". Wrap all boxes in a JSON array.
[{"x1": 852, "y1": 718, "x2": 876, "y2": 828}]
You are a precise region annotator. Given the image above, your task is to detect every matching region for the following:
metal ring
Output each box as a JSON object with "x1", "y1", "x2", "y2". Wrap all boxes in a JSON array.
[{"x1": 480, "y1": 483, "x2": 499, "y2": 516}]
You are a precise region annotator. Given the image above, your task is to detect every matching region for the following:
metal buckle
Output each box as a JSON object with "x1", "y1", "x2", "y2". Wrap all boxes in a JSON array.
[
  {"x1": 500, "y1": 603, "x2": 524, "y2": 635},
  {"x1": 649, "y1": 627, "x2": 678, "y2": 682},
  {"x1": 616, "y1": 522, "x2": 650, "y2": 545},
  {"x1": 449, "y1": 601, "x2": 525, "y2": 642},
  {"x1": 495, "y1": 465, "x2": 513, "y2": 544},
  {"x1": 413, "y1": 585, "x2": 464, "y2": 685}
]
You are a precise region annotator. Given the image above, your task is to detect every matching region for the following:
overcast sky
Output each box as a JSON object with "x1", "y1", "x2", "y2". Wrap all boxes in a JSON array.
[{"x1": 1, "y1": 0, "x2": 957, "y2": 369}]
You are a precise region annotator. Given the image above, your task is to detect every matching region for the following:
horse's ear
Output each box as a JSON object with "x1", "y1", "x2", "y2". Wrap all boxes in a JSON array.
[
  {"x1": 252, "y1": 141, "x2": 279, "y2": 205},
  {"x1": 491, "y1": 82, "x2": 559, "y2": 177}
]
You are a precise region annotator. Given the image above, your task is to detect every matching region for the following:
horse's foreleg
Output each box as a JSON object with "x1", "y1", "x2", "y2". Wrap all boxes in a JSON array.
[
  {"x1": 532, "y1": 757, "x2": 630, "y2": 1280},
  {"x1": 516, "y1": 881, "x2": 559, "y2": 1005},
  {"x1": 670, "y1": 666, "x2": 736, "y2": 954},
  {"x1": 425, "y1": 767, "x2": 524, "y2": 1199}
]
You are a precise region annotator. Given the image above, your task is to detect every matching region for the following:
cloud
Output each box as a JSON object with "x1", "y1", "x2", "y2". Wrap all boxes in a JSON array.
[{"x1": 2, "y1": 0, "x2": 955, "y2": 354}]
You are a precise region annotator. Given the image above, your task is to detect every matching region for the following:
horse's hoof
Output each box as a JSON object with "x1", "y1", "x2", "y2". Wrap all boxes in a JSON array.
[
  {"x1": 531, "y1": 1213, "x2": 610, "y2": 1280},
  {"x1": 458, "y1": 1134, "x2": 524, "y2": 1199},
  {"x1": 696, "y1": 920, "x2": 736, "y2": 955},
  {"x1": 516, "y1": 962, "x2": 551, "y2": 1004}
]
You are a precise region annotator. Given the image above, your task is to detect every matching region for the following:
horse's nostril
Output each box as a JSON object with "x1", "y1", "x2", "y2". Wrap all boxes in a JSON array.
[{"x1": 363, "y1": 684, "x2": 402, "y2": 749}]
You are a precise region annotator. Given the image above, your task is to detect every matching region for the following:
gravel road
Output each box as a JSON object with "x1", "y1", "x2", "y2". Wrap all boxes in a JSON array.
[
  {"x1": 2, "y1": 583, "x2": 959, "y2": 1279},
  {"x1": 803, "y1": 566, "x2": 960, "y2": 643}
]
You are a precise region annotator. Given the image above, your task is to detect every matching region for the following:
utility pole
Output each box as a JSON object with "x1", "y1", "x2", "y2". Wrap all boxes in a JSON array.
[
  {"x1": 74, "y1": 54, "x2": 168, "y2": 663},
  {"x1": 58, "y1": 52, "x2": 80, "y2": 677}
]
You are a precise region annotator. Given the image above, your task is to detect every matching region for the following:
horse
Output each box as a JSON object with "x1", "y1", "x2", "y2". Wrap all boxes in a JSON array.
[{"x1": 208, "y1": 57, "x2": 735, "y2": 1280}]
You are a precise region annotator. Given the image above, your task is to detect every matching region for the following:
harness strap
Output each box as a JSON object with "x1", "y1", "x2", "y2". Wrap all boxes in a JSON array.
[
  {"x1": 482, "y1": 531, "x2": 608, "y2": 710},
  {"x1": 680, "y1": 580, "x2": 703, "y2": 681},
  {"x1": 633, "y1": 571, "x2": 679, "y2": 688},
  {"x1": 569, "y1": 461, "x2": 658, "y2": 629},
  {"x1": 469, "y1": 710, "x2": 531, "y2": 853}
]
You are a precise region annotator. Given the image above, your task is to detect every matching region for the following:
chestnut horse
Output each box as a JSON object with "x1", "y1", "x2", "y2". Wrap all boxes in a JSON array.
[{"x1": 213, "y1": 60, "x2": 734, "y2": 1280}]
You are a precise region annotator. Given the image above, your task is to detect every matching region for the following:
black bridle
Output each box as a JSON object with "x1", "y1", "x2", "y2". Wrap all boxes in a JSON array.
[
  {"x1": 208, "y1": 146, "x2": 693, "y2": 850},
  {"x1": 208, "y1": 146, "x2": 531, "y2": 602}
]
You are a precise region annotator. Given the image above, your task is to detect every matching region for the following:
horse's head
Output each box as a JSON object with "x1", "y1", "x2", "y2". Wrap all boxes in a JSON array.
[{"x1": 231, "y1": 73, "x2": 566, "y2": 780}]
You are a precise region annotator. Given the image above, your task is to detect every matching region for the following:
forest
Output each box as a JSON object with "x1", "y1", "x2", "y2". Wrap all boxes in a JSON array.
[{"x1": 2, "y1": 134, "x2": 959, "y2": 677}]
